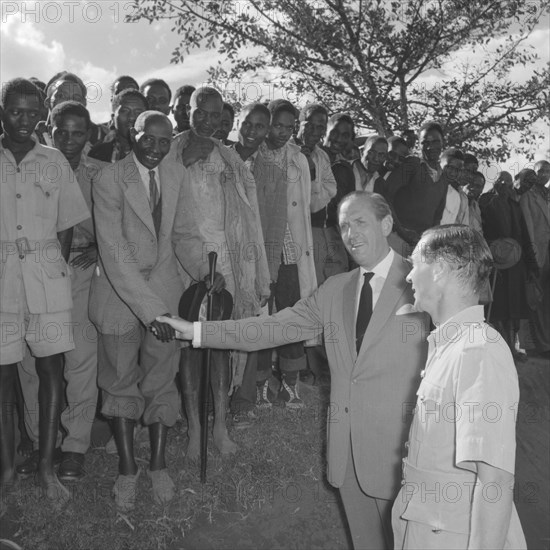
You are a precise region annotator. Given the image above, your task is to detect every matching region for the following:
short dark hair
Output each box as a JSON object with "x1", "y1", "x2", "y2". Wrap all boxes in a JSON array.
[
  {"x1": 1, "y1": 78, "x2": 42, "y2": 108},
  {"x1": 534, "y1": 159, "x2": 550, "y2": 171},
  {"x1": 388, "y1": 136, "x2": 407, "y2": 149},
  {"x1": 222, "y1": 102, "x2": 235, "y2": 120},
  {"x1": 419, "y1": 121, "x2": 444, "y2": 138},
  {"x1": 327, "y1": 113, "x2": 355, "y2": 137},
  {"x1": 474, "y1": 170, "x2": 486, "y2": 184},
  {"x1": 50, "y1": 100, "x2": 92, "y2": 130},
  {"x1": 365, "y1": 135, "x2": 388, "y2": 151},
  {"x1": 110, "y1": 75, "x2": 139, "y2": 95},
  {"x1": 111, "y1": 89, "x2": 148, "y2": 112},
  {"x1": 173, "y1": 85, "x2": 196, "y2": 102},
  {"x1": 299, "y1": 103, "x2": 328, "y2": 123},
  {"x1": 140, "y1": 78, "x2": 172, "y2": 102},
  {"x1": 240, "y1": 102, "x2": 270, "y2": 121},
  {"x1": 463, "y1": 153, "x2": 478, "y2": 166},
  {"x1": 418, "y1": 225, "x2": 493, "y2": 294},
  {"x1": 440, "y1": 147, "x2": 464, "y2": 165},
  {"x1": 28, "y1": 77, "x2": 46, "y2": 92},
  {"x1": 267, "y1": 99, "x2": 297, "y2": 122},
  {"x1": 45, "y1": 71, "x2": 87, "y2": 103}
]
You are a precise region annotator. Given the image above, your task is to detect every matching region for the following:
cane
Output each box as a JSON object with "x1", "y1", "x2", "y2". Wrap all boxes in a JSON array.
[
  {"x1": 200, "y1": 251, "x2": 217, "y2": 483},
  {"x1": 486, "y1": 268, "x2": 498, "y2": 323}
]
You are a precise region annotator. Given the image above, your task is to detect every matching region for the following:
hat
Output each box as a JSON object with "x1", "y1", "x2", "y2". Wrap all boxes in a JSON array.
[
  {"x1": 178, "y1": 282, "x2": 233, "y2": 322},
  {"x1": 489, "y1": 238, "x2": 522, "y2": 270}
]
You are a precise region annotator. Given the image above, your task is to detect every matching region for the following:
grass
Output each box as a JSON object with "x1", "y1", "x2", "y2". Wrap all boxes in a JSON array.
[{"x1": 1, "y1": 381, "x2": 349, "y2": 550}]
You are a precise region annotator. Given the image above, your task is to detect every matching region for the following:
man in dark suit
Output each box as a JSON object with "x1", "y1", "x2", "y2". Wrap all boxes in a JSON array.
[
  {"x1": 90, "y1": 111, "x2": 194, "y2": 511},
  {"x1": 158, "y1": 192, "x2": 430, "y2": 549}
]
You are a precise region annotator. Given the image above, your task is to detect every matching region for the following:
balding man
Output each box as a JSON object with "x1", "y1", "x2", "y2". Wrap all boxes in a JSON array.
[
  {"x1": 157, "y1": 192, "x2": 430, "y2": 549},
  {"x1": 90, "y1": 111, "x2": 194, "y2": 511},
  {"x1": 167, "y1": 87, "x2": 270, "y2": 458}
]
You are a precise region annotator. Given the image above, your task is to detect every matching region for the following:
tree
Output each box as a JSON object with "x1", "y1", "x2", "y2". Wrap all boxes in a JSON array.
[{"x1": 129, "y1": 0, "x2": 550, "y2": 162}]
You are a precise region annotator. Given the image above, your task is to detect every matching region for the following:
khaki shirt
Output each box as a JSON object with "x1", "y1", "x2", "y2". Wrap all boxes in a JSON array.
[
  {"x1": 0, "y1": 139, "x2": 90, "y2": 313},
  {"x1": 396, "y1": 305, "x2": 525, "y2": 543}
]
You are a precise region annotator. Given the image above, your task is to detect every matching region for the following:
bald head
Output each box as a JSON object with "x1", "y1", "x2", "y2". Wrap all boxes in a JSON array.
[
  {"x1": 189, "y1": 86, "x2": 223, "y2": 137},
  {"x1": 131, "y1": 111, "x2": 173, "y2": 170}
]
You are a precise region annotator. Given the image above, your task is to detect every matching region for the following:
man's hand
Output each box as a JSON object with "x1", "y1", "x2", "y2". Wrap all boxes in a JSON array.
[
  {"x1": 70, "y1": 243, "x2": 98, "y2": 270},
  {"x1": 180, "y1": 137, "x2": 214, "y2": 167},
  {"x1": 204, "y1": 272, "x2": 226, "y2": 294},
  {"x1": 149, "y1": 313, "x2": 175, "y2": 342},
  {"x1": 155, "y1": 315, "x2": 194, "y2": 340}
]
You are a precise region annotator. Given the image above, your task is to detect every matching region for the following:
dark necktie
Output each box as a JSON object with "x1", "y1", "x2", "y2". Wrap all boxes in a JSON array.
[
  {"x1": 149, "y1": 170, "x2": 159, "y2": 211},
  {"x1": 356, "y1": 272, "x2": 374, "y2": 353}
]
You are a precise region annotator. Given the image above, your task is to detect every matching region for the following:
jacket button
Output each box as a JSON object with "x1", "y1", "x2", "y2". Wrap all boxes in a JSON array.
[
  {"x1": 345, "y1": 407, "x2": 349, "y2": 413},
  {"x1": 19, "y1": 255, "x2": 24, "y2": 260},
  {"x1": 292, "y1": 201, "x2": 297, "y2": 206},
  {"x1": 17, "y1": 225, "x2": 22, "y2": 230},
  {"x1": 61, "y1": 272, "x2": 66, "y2": 277},
  {"x1": 16, "y1": 194, "x2": 21, "y2": 199},
  {"x1": 45, "y1": 192, "x2": 50, "y2": 197}
]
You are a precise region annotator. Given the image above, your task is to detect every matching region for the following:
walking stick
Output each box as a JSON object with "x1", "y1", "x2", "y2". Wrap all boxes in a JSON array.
[
  {"x1": 486, "y1": 268, "x2": 498, "y2": 323},
  {"x1": 200, "y1": 251, "x2": 217, "y2": 483}
]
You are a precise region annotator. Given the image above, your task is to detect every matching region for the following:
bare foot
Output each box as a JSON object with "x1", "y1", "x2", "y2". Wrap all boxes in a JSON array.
[
  {"x1": 213, "y1": 426, "x2": 238, "y2": 455},
  {"x1": 0, "y1": 468, "x2": 17, "y2": 487},
  {"x1": 38, "y1": 471, "x2": 70, "y2": 507},
  {"x1": 185, "y1": 432, "x2": 200, "y2": 462},
  {"x1": 17, "y1": 436, "x2": 34, "y2": 458}
]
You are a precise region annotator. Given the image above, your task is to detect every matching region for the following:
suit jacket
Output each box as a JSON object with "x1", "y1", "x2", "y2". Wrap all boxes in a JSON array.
[
  {"x1": 520, "y1": 184, "x2": 550, "y2": 268},
  {"x1": 200, "y1": 253, "x2": 430, "y2": 499},
  {"x1": 89, "y1": 154, "x2": 189, "y2": 333}
]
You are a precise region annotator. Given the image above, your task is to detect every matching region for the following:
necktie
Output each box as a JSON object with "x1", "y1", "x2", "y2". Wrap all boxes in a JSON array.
[
  {"x1": 149, "y1": 170, "x2": 158, "y2": 211},
  {"x1": 356, "y1": 272, "x2": 374, "y2": 353}
]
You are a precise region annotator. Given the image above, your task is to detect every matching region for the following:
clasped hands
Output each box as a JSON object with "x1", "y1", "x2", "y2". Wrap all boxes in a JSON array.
[{"x1": 149, "y1": 272, "x2": 226, "y2": 342}]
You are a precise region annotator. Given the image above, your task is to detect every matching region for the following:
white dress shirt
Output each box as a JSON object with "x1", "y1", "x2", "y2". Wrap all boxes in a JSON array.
[
  {"x1": 132, "y1": 152, "x2": 160, "y2": 200},
  {"x1": 355, "y1": 248, "x2": 394, "y2": 316}
]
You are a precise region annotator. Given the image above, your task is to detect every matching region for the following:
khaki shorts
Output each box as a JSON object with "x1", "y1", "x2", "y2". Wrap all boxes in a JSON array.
[{"x1": 1, "y1": 305, "x2": 74, "y2": 364}]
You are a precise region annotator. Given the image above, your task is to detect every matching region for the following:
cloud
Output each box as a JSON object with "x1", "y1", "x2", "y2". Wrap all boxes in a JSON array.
[{"x1": 0, "y1": 13, "x2": 66, "y2": 82}]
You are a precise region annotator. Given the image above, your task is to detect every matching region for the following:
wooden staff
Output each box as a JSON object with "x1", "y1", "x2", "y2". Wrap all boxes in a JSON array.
[{"x1": 200, "y1": 251, "x2": 217, "y2": 483}]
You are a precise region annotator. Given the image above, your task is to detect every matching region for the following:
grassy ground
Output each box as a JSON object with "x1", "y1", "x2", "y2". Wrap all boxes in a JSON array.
[
  {"x1": 2, "y1": 354, "x2": 547, "y2": 549},
  {"x1": 1, "y1": 381, "x2": 349, "y2": 550}
]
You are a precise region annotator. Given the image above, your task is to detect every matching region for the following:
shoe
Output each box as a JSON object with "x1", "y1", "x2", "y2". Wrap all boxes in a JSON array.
[
  {"x1": 113, "y1": 469, "x2": 140, "y2": 512},
  {"x1": 58, "y1": 452, "x2": 85, "y2": 481},
  {"x1": 147, "y1": 469, "x2": 175, "y2": 505},
  {"x1": 299, "y1": 369, "x2": 316, "y2": 386},
  {"x1": 15, "y1": 447, "x2": 62, "y2": 477},
  {"x1": 232, "y1": 409, "x2": 257, "y2": 430},
  {"x1": 277, "y1": 379, "x2": 305, "y2": 409},
  {"x1": 256, "y1": 380, "x2": 275, "y2": 409}
]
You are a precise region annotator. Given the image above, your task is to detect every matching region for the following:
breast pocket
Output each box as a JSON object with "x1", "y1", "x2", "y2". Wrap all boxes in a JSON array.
[
  {"x1": 34, "y1": 180, "x2": 60, "y2": 220},
  {"x1": 412, "y1": 379, "x2": 453, "y2": 448}
]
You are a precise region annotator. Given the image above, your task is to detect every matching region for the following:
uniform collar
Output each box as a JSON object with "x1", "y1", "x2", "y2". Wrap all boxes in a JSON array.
[{"x1": 428, "y1": 305, "x2": 485, "y2": 346}]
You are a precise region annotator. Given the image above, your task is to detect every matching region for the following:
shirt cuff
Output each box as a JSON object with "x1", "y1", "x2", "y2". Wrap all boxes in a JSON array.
[{"x1": 192, "y1": 322, "x2": 202, "y2": 347}]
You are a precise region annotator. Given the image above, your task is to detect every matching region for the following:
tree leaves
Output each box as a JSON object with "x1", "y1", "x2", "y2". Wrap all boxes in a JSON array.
[{"x1": 129, "y1": 0, "x2": 550, "y2": 160}]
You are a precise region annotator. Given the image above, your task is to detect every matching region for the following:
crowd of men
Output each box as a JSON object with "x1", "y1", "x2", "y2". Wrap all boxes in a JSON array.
[{"x1": 0, "y1": 70, "x2": 548, "y2": 549}]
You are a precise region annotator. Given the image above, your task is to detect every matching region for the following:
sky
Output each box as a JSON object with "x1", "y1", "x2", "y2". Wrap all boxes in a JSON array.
[{"x1": 1, "y1": 0, "x2": 548, "y2": 178}]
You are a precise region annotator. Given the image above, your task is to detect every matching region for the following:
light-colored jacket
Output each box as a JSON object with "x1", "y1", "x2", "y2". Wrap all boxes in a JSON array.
[
  {"x1": 286, "y1": 142, "x2": 318, "y2": 299},
  {"x1": 89, "y1": 155, "x2": 190, "y2": 333}
]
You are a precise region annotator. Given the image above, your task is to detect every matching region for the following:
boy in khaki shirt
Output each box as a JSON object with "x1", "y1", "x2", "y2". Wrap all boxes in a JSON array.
[{"x1": 0, "y1": 79, "x2": 89, "y2": 504}]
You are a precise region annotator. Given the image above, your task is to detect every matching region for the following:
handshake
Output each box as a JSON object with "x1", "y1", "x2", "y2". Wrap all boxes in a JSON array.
[{"x1": 149, "y1": 314, "x2": 194, "y2": 342}]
